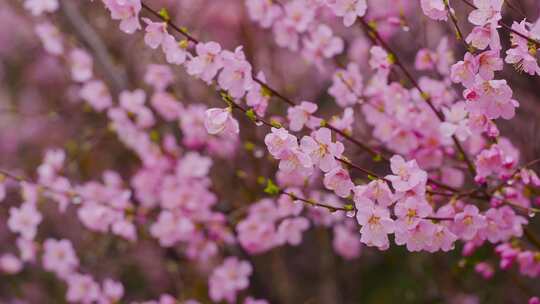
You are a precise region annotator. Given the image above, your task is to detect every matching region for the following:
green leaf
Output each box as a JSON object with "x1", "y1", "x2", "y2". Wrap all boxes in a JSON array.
[
  {"x1": 246, "y1": 109, "x2": 257, "y2": 122},
  {"x1": 264, "y1": 179, "x2": 280, "y2": 195},
  {"x1": 158, "y1": 8, "x2": 170, "y2": 21}
]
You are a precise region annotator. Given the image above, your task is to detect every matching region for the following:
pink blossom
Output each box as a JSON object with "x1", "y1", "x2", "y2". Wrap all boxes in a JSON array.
[
  {"x1": 273, "y1": 19, "x2": 300, "y2": 51},
  {"x1": 246, "y1": 0, "x2": 282, "y2": 28},
  {"x1": 333, "y1": 225, "x2": 361, "y2": 259},
  {"x1": 66, "y1": 273, "x2": 101, "y2": 304},
  {"x1": 102, "y1": 279, "x2": 124, "y2": 302},
  {"x1": 394, "y1": 197, "x2": 433, "y2": 229},
  {"x1": 329, "y1": 63, "x2": 363, "y2": 107},
  {"x1": 278, "y1": 148, "x2": 313, "y2": 177},
  {"x1": 209, "y1": 257, "x2": 252, "y2": 303},
  {"x1": 237, "y1": 216, "x2": 277, "y2": 254},
  {"x1": 204, "y1": 108, "x2": 240, "y2": 135},
  {"x1": 476, "y1": 50, "x2": 503, "y2": 80},
  {"x1": 450, "y1": 52, "x2": 478, "y2": 88},
  {"x1": 246, "y1": 71, "x2": 269, "y2": 117},
  {"x1": 264, "y1": 127, "x2": 298, "y2": 159},
  {"x1": 327, "y1": 0, "x2": 367, "y2": 27},
  {"x1": 300, "y1": 127, "x2": 344, "y2": 172},
  {"x1": 394, "y1": 220, "x2": 437, "y2": 252},
  {"x1": 517, "y1": 251, "x2": 540, "y2": 278},
  {"x1": 102, "y1": 0, "x2": 142, "y2": 34},
  {"x1": 162, "y1": 34, "x2": 187, "y2": 65},
  {"x1": 329, "y1": 107, "x2": 354, "y2": 133},
  {"x1": 426, "y1": 224, "x2": 457, "y2": 252},
  {"x1": 356, "y1": 199, "x2": 394, "y2": 249},
  {"x1": 415, "y1": 49, "x2": 436, "y2": 71},
  {"x1": 8, "y1": 202, "x2": 42, "y2": 240},
  {"x1": 35, "y1": 22, "x2": 63, "y2": 55},
  {"x1": 144, "y1": 64, "x2": 174, "y2": 91},
  {"x1": 218, "y1": 47, "x2": 253, "y2": 98},
  {"x1": 69, "y1": 49, "x2": 93, "y2": 82},
  {"x1": 386, "y1": 155, "x2": 427, "y2": 192},
  {"x1": 467, "y1": 0, "x2": 503, "y2": 26},
  {"x1": 142, "y1": 18, "x2": 168, "y2": 49},
  {"x1": 466, "y1": 26, "x2": 492, "y2": 50},
  {"x1": 452, "y1": 205, "x2": 487, "y2": 240},
  {"x1": 284, "y1": 0, "x2": 314, "y2": 32},
  {"x1": 323, "y1": 167, "x2": 354, "y2": 198},
  {"x1": 120, "y1": 89, "x2": 155, "y2": 128},
  {"x1": 420, "y1": 0, "x2": 447, "y2": 21},
  {"x1": 24, "y1": 0, "x2": 59, "y2": 15},
  {"x1": 150, "y1": 92, "x2": 183, "y2": 121},
  {"x1": 504, "y1": 44, "x2": 540, "y2": 76},
  {"x1": 150, "y1": 211, "x2": 195, "y2": 247},
  {"x1": 186, "y1": 42, "x2": 224, "y2": 84},
  {"x1": 0, "y1": 254, "x2": 22, "y2": 274},
  {"x1": 440, "y1": 101, "x2": 471, "y2": 141},
  {"x1": 287, "y1": 101, "x2": 318, "y2": 131},
  {"x1": 465, "y1": 79, "x2": 518, "y2": 120},
  {"x1": 42, "y1": 238, "x2": 79, "y2": 278},
  {"x1": 353, "y1": 179, "x2": 395, "y2": 207},
  {"x1": 80, "y1": 80, "x2": 113, "y2": 112},
  {"x1": 17, "y1": 238, "x2": 37, "y2": 262},
  {"x1": 302, "y1": 25, "x2": 344, "y2": 66},
  {"x1": 369, "y1": 46, "x2": 392, "y2": 76},
  {"x1": 176, "y1": 152, "x2": 213, "y2": 178},
  {"x1": 276, "y1": 217, "x2": 310, "y2": 245}
]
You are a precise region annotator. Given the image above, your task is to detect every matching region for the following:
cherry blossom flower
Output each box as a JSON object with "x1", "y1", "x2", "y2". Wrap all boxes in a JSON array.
[
  {"x1": 218, "y1": 47, "x2": 254, "y2": 98},
  {"x1": 204, "y1": 108, "x2": 240, "y2": 135},
  {"x1": 440, "y1": 101, "x2": 471, "y2": 141},
  {"x1": 209, "y1": 257, "x2": 252, "y2": 303},
  {"x1": 42, "y1": 238, "x2": 79, "y2": 278},
  {"x1": 452, "y1": 205, "x2": 487, "y2": 240},
  {"x1": 386, "y1": 155, "x2": 427, "y2": 192},
  {"x1": 468, "y1": 0, "x2": 503, "y2": 26},
  {"x1": 287, "y1": 101, "x2": 319, "y2": 131},
  {"x1": 420, "y1": 0, "x2": 447, "y2": 21},
  {"x1": 300, "y1": 127, "x2": 344, "y2": 172},
  {"x1": 142, "y1": 18, "x2": 168, "y2": 49},
  {"x1": 102, "y1": 0, "x2": 142, "y2": 33},
  {"x1": 186, "y1": 42, "x2": 224, "y2": 84},
  {"x1": 327, "y1": 0, "x2": 367, "y2": 27},
  {"x1": 0, "y1": 254, "x2": 22, "y2": 274},
  {"x1": 35, "y1": 22, "x2": 63, "y2": 55},
  {"x1": 329, "y1": 63, "x2": 363, "y2": 107},
  {"x1": 80, "y1": 80, "x2": 113, "y2": 112},
  {"x1": 150, "y1": 211, "x2": 195, "y2": 247},
  {"x1": 333, "y1": 225, "x2": 361, "y2": 259},
  {"x1": 245, "y1": 0, "x2": 282, "y2": 28},
  {"x1": 69, "y1": 49, "x2": 93, "y2": 82},
  {"x1": 24, "y1": 0, "x2": 59, "y2": 16},
  {"x1": 7, "y1": 202, "x2": 42, "y2": 240},
  {"x1": 355, "y1": 199, "x2": 394, "y2": 249},
  {"x1": 265, "y1": 127, "x2": 298, "y2": 159},
  {"x1": 66, "y1": 273, "x2": 101, "y2": 304},
  {"x1": 323, "y1": 167, "x2": 354, "y2": 198},
  {"x1": 276, "y1": 217, "x2": 310, "y2": 245}
]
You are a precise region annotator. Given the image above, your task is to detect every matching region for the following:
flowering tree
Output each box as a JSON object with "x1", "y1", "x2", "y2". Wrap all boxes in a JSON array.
[{"x1": 1, "y1": 0, "x2": 540, "y2": 302}]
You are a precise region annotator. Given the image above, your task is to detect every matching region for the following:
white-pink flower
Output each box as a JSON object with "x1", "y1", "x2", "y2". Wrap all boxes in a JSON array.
[
  {"x1": 186, "y1": 42, "x2": 224, "y2": 84},
  {"x1": 327, "y1": 0, "x2": 367, "y2": 27},
  {"x1": 287, "y1": 101, "x2": 318, "y2": 131},
  {"x1": 356, "y1": 199, "x2": 394, "y2": 249},
  {"x1": 300, "y1": 127, "x2": 344, "y2": 172},
  {"x1": 323, "y1": 167, "x2": 354, "y2": 198},
  {"x1": 204, "y1": 108, "x2": 240, "y2": 135},
  {"x1": 386, "y1": 155, "x2": 427, "y2": 192}
]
